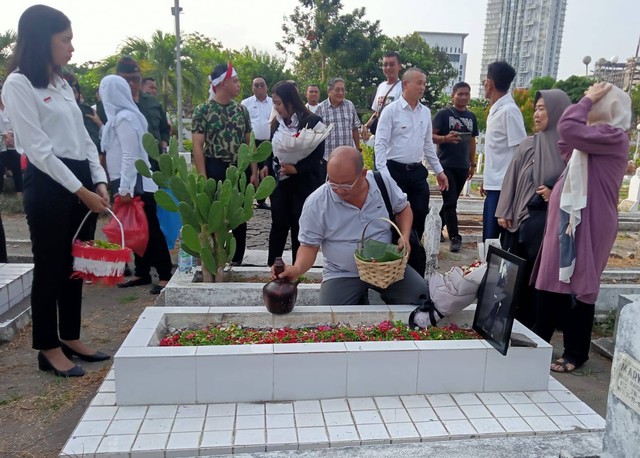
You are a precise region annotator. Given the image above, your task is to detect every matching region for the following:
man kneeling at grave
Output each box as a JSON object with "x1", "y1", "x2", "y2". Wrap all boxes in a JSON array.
[{"x1": 272, "y1": 146, "x2": 429, "y2": 305}]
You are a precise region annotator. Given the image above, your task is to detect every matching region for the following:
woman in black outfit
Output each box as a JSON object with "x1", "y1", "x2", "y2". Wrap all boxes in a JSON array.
[
  {"x1": 2, "y1": 5, "x2": 111, "y2": 377},
  {"x1": 267, "y1": 81, "x2": 325, "y2": 266}
]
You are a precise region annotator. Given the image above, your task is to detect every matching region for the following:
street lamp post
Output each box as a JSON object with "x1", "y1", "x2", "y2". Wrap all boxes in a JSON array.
[{"x1": 171, "y1": 0, "x2": 184, "y2": 152}]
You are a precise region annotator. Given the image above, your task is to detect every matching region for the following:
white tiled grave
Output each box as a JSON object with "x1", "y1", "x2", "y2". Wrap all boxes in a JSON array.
[
  {"x1": 114, "y1": 306, "x2": 552, "y2": 405},
  {"x1": 61, "y1": 370, "x2": 605, "y2": 457},
  {"x1": 0, "y1": 263, "x2": 33, "y2": 315}
]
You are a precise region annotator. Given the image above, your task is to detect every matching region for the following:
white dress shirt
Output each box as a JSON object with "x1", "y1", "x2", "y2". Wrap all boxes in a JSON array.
[
  {"x1": 241, "y1": 95, "x2": 273, "y2": 141},
  {"x1": 0, "y1": 108, "x2": 11, "y2": 152},
  {"x1": 1, "y1": 72, "x2": 106, "y2": 192},
  {"x1": 374, "y1": 96, "x2": 443, "y2": 175},
  {"x1": 483, "y1": 93, "x2": 527, "y2": 190},
  {"x1": 105, "y1": 120, "x2": 157, "y2": 195}
]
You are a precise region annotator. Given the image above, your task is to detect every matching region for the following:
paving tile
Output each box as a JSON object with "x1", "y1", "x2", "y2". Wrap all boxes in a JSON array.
[
  {"x1": 73, "y1": 420, "x2": 111, "y2": 437},
  {"x1": 267, "y1": 414, "x2": 295, "y2": 429},
  {"x1": 236, "y1": 414, "x2": 265, "y2": 430},
  {"x1": 140, "y1": 418, "x2": 174, "y2": 434},
  {"x1": 327, "y1": 425, "x2": 360, "y2": 446},
  {"x1": 357, "y1": 423, "x2": 391, "y2": 444},
  {"x1": 82, "y1": 406, "x2": 118, "y2": 422},
  {"x1": 91, "y1": 392, "x2": 116, "y2": 406},
  {"x1": 512, "y1": 403, "x2": 545, "y2": 417},
  {"x1": 470, "y1": 418, "x2": 506, "y2": 435},
  {"x1": 385, "y1": 422, "x2": 420, "y2": 443},
  {"x1": 106, "y1": 418, "x2": 143, "y2": 435},
  {"x1": 352, "y1": 409, "x2": 383, "y2": 425},
  {"x1": 547, "y1": 378, "x2": 566, "y2": 391},
  {"x1": 297, "y1": 427, "x2": 329, "y2": 449},
  {"x1": 237, "y1": 403, "x2": 266, "y2": 416},
  {"x1": 171, "y1": 417, "x2": 205, "y2": 433},
  {"x1": 380, "y1": 408, "x2": 411, "y2": 423},
  {"x1": 114, "y1": 406, "x2": 148, "y2": 420},
  {"x1": 497, "y1": 417, "x2": 533, "y2": 435},
  {"x1": 561, "y1": 402, "x2": 597, "y2": 416},
  {"x1": 442, "y1": 419, "x2": 477, "y2": 438},
  {"x1": 321, "y1": 398, "x2": 349, "y2": 413},
  {"x1": 374, "y1": 396, "x2": 404, "y2": 409},
  {"x1": 414, "y1": 420, "x2": 449, "y2": 440},
  {"x1": 477, "y1": 392, "x2": 508, "y2": 405},
  {"x1": 293, "y1": 400, "x2": 322, "y2": 414},
  {"x1": 452, "y1": 393, "x2": 482, "y2": 406},
  {"x1": 407, "y1": 407, "x2": 438, "y2": 422},
  {"x1": 206, "y1": 403, "x2": 236, "y2": 417},
  {"x1": 501, "y1": 392, "x2": 530, "y2": 404},
  {"x1": 62, "y1": 436, "x2": 103, "y2": 455},
  {"x1": 295, "y1": 412, "x2": 325, "y2": 428},
  {"x1": 522, "y1": 416, "x2": 560, "y2": 433},
  {"x1": 166, "y1": 431, "x2": 201, "y2": 451},
  {"x1": 460, "y1": 404, "x2": 493, "y2": 419},
  {"x1": 146, "y1": 405, "x2": 178, "y2": 419},
  {"x1": 525, "y1": 391, "x2": 557, "y2": 404},
  {"x1": 434, "y1": 406, "x2": 466, "y2": 421},
  {"x1": 131, "y1": 433, "x2": 169, "y2": 452},
  {"x1": 549, "y1": 390, "x2": 581, "y2": 403},
  {"x1": 575, "y1": 414, "x2": 606, "y2": 430},
  {"x1": 234, "y1": 428, "x2": 266, "y2": 452},
  {"x1": 266, "y1": 427, "x2": 298, "y2": 451},
  {"x1": 96, "y1": 434, "x2": 136, "y2": 454},
  {"x1": 204, "y1": 415, "x2": 235, "y2": 431},
  {"x1": 324, "y1": 411, "x2": 354, "y2": 426},
  {"x1": 176, "y1": 404, "x2": 206, "y2": 418},
  {"x1": 426, "y1": 394, "x2": 456, "y2": 407},
  {"x1": 537, "y1": 402, "x2": 571, "y2": 416},
  {"x1": 486, "y1": 403, "x2": 519, "y2": 418},
  {"x1": 400, "y1": 395, "x2": 430, "y2": 409},
  {"x1": 348, "y1": 397, "x2": 377, "y2": 411},
  {"x1": 549, "y1": 415, "x2": 588, "y2": 432},
  {"x1": 200, "y1": 430, "x2": 233, "y2": 455},
  {"x1": 266, "y1": 402, "x2": 294, "y2": 415}
]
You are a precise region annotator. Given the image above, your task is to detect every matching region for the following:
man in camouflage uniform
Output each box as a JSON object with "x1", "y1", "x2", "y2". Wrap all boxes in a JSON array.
[{"x1": 192, "y1": 63, "x2": 257, "y2": 265}]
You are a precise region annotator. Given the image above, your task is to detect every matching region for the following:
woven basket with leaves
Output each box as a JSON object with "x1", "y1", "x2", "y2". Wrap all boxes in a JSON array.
[{"x1": 354, "y1": 217, "x2": 408, "y2": 289}]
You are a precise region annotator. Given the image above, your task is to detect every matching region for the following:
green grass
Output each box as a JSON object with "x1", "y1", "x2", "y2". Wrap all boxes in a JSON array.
[
  {"x1": 593, "y1": 310, "x2": 616, "y2": 337},
  {"x1": 0, "y1": 193, "x2": 24, "y2": 214},
  {"x1": 118, "y1": 294, "x2": 139, "y2": 304}
]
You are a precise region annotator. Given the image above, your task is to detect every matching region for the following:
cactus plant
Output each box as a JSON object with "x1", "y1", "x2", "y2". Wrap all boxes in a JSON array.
[{"x1": 135, "y1": 132, "x2": 276, "y2": 282}]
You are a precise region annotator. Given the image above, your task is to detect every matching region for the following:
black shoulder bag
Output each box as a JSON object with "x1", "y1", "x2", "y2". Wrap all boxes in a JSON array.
[
  {"x1": 373, "y1": 171, "x2": 427, "y2": 277},
  {"x1": 369, "y1": 81, "x2": 399, "y2": 135}
]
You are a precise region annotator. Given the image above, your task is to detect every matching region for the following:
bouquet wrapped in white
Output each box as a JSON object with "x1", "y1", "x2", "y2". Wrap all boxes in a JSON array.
[{"x1": 273, "y1": 121, "x2": 334, "y2": 165}]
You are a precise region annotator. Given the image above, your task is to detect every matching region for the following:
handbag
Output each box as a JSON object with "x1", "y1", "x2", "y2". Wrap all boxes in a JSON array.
[
  {"x1": 373, "y1": 171, "x2": 426, "y2": 276},
  {"x1": 369, "y1": 81, "x2": 400, "y2": 135}
]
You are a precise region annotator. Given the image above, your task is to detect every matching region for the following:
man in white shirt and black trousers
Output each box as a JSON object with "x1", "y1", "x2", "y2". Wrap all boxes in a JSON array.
[{"x1": 375, "y1": 68, "x2": 449, "y2": 277}]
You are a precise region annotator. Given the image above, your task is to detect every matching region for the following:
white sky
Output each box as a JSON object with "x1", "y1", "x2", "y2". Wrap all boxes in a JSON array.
[{"x1": 2, "y1": 0, "x2": 639, "y2": 96}]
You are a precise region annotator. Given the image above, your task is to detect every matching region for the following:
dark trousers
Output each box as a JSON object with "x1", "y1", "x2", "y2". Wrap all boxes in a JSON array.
[
  {"x1": 133, "y1": 192, "x2": 173, "y2": 281},
  {"x1": 439, "y1": 167, "x2": 468, "y2": 240},
  {"x1": 0, "y1": 149, "x2": 23, "y2": 192},
  {"x1": 533, "y1": 290, "x2": 595, "y2": 366},
  {"x1": 205, "y1": 157, "x2": 248, "y2": 264},
  {"x1": 0, "y1": 212, "x2": 6, "y2": 263},
  {"x1": 482, "y1": 190, "x2": 503, "y2": 241},
  {"x1": 24, "y1": 160, "x2": 96, "y2": 350},
  {"x1": 267, "y1": 178, "x2": 308, "y2": 266},
  {"x1": 386, "y1": 161, "x2": 429, "y2": 239}
]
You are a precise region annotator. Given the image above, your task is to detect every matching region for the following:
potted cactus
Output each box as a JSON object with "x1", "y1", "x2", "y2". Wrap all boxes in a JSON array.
[{"x1": 135, "y1": 133, "x2": 276, "y2": 282}]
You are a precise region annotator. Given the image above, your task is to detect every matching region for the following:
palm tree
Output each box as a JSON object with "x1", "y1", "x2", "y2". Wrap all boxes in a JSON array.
[{"x1": 0, "y1": 30, "x2": 17, "y2": 78}]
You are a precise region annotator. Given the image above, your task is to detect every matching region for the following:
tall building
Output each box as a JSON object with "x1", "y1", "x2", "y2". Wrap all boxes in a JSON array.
[
  {"x1": 479, "y1": 0, "x2": 567, "y2": 91},
  {"x1": 418, "y1": 32, "x2": 468, "y2": 93}
]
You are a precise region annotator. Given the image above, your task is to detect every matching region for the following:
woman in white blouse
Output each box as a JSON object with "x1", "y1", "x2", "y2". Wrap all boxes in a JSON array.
[
  {"x1": 2, "y1": 5, "x2": 110, "y2": 377},
  {"x1": 99, "y1": 75, "x2": 172, "y2": 295}
]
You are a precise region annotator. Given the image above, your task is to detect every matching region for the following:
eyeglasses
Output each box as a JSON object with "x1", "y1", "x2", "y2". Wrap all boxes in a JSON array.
[{"x1": 326, "y1": 175, "x2": 360, "y2": 191}]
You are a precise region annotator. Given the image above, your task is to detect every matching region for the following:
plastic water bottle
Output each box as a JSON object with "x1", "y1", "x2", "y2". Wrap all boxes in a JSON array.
[{"x1": 177, "y1": 229, "x2": 195, "y2": 273}]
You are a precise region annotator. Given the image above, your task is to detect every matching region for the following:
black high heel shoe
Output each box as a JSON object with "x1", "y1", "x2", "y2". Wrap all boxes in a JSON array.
[
  {"x1": 60, "y1": 342, "x2": 111, "y2": 363},
  {"x1": 38, "y1": 351, "x2": 85, "y2": 377}
]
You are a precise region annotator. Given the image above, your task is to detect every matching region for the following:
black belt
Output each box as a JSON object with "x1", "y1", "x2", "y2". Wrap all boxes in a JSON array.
[{"x1": 388, "y1": 160, "x2": 423, "y2": 170}]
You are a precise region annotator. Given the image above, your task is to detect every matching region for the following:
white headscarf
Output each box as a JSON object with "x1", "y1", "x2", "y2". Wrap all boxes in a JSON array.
[{"x1": 99, "y1": 75, "x2": 148, "y2": 152}]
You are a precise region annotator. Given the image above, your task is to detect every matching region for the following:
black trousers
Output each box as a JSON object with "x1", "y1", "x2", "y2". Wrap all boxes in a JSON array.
[
  {"x1": 0, "y1": 212, "x2": 6, "y2": 263},
  {"x1": 439, "y1": 167, "x2": 468, "y2": 240},
  {"x1": 267, "y1": 178, "x2": 308, "y2": 266},
  {"x1": 533, "y1": 290, "x2": 595, "y2": 366},
  {"x1": 0, "y1": 149, "x2": 23, "y2": 192},
  {"x1": 205, "y1": 157, "x2": 248, "y2": 264},
  {"x1": 133, "y1": 192, "x2": 173, "y2": 281},
  {"x1": 24, "y1": 160, "x2": 96, "y2": 350},
  {"x1": 386, "y1": 161, "x2": 429, "y2": 239}
]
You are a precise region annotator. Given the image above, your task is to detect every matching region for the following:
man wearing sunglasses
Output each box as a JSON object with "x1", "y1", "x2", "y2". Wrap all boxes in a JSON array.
[{"x1": 272, "y1": 146, "x2": 430, "y2": 305}]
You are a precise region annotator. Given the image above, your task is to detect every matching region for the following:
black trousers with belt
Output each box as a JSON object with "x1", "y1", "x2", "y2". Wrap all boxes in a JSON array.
[
  {"x1": 24, "y1": 159, "x2": 97, "y2": 350},
  {"x1": 386, "y1": 160, "x2": 429, "y2": 239},
  {"x1": 205, "y1": 157, "x2": 249, "y2": 264},
  {"x1": 267, "y1": 177, "x2": 308, "y2": 266}
]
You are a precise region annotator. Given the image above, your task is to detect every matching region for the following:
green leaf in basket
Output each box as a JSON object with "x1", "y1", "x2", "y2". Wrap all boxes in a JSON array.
[{"x1": 355, "y1": 239, "x2": 404, "y2": 262}]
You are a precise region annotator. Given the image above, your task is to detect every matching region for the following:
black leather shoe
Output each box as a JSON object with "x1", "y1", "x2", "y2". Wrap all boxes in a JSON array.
[
  {"x1": 118, "y1": 276, "x2": 152, "y2": 288},
  {"x1": 38, "y1": 351, "x2": 85, "y2": 377},
  {"x1": 149, "y1": 284, "x2": 164, "y2": 295},
  {"x1": 60, "y1": 342, "x2": 111, "y2": 362},
  {"x1": 450, "y1": 236, "x2": 462, "y2": 253},
  {"x1": 123, "y1": 263, "x2": 132, "y2": 277}
]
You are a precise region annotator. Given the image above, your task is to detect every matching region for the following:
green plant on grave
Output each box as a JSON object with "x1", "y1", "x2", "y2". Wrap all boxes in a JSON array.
[{"x1": 135, "y1": 133, "x2": 276, "y2": 282}]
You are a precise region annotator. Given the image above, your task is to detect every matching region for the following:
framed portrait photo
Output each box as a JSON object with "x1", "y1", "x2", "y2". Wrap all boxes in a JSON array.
[{"x1": 472, "y1": 245, "x2": 526, "y2": 356}]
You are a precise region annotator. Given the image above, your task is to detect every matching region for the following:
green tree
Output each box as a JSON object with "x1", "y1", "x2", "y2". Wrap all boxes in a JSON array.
[
  {"x1": 468, "y1": 98, "x2": 489, "y2": 133},
  {"x1": 0, "y1": 30, "x2": 16, "y2": 79},
  {"x1": 228, "y1": 47, "x2": 295, "y2": 100},
  {"x1": 631, "y1": 85, "x2": 640, "y2": 124},
  {"x1": 513, "y1": 88, "x2": 534, "y2": 134},
  {"x1": 528, "y1": 76, "x2": 556, "y2": 99},
  {"x1": 554, "y1": 75, "x2": 594, "y2": 103}
]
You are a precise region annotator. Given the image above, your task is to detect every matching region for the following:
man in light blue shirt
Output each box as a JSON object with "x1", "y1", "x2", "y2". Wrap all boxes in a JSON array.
[{"x1": 273, "y1": 146, "x2": 430, "y2": 305}]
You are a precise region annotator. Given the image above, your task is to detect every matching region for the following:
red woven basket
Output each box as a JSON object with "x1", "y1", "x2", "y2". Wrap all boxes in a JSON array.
[{"x1": 71, "y1": 209, "x2": 132, "y2": 286}]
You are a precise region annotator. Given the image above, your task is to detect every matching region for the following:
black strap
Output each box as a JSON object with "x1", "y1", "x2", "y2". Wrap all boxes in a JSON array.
[
  {"x1": 377, "y1": 81, "x2": 400, "y2": 115},
  {"x1": 373, "y1": 171, "x2": 393, "y2": 220}
]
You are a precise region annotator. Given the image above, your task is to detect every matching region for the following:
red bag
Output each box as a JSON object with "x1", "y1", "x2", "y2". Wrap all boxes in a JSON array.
[{"x1": 102, "y1": 196, "x2": 149, "y2": 257}]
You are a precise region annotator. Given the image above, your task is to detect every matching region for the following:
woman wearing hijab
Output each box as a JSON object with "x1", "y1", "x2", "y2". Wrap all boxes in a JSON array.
[
  {"x1": 531, "y1": 82, "x2": 631, "y2": 373},
  {"x1": 267, "y1": 81, "x2": 325, "y2": 266},
  {"x1": 495, "y1": 89, "x2": 571, "y2": 329},
  {"x1": 99, "y1": 75, "x2": 172, "y2": 295},
  {"x1": 2, "y1": 5, "x2": 111, "y2": 377}
]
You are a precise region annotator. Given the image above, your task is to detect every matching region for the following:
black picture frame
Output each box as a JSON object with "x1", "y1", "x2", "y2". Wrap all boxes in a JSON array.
[{"x1": 472, "y1": 245, "x2": 526, "y2": 356}]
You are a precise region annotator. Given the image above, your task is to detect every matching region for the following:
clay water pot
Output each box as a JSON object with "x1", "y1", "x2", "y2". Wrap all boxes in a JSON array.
[{"x1": 263, "y1": 258, "x2": 299, "y2": 314}]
